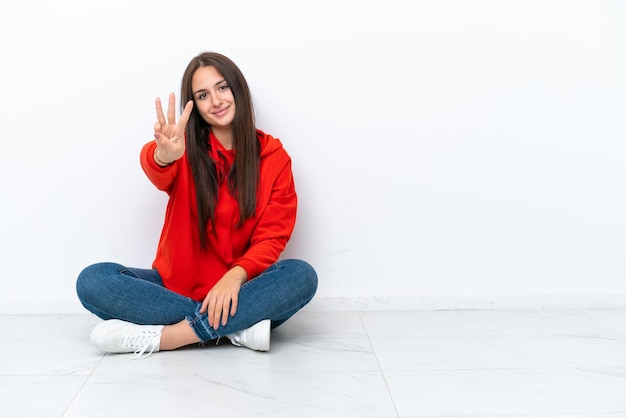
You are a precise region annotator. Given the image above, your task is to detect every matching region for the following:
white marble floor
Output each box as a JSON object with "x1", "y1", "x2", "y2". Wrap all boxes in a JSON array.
[{"x1": 1, "y1": 309, "x2": 626, "y2": 418}]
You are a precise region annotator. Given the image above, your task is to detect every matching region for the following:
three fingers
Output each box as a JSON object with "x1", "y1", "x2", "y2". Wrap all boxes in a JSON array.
[
  {"x1": 155, "y1": 93, "x2": 194, "y2": 131},
  {"x1": 154, "y1": 93, "x2": 193, "y2": 149}
]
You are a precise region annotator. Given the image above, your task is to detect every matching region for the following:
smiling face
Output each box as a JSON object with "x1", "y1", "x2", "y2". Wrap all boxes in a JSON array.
[{"x1": 191, "y1": 65, "x2": 236, "y2": 136}]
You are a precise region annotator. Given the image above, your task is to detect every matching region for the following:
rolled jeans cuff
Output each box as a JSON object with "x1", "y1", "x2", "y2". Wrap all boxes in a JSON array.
[{"x1": 186, "y1": 311, "x2": 218, "y2": 342}]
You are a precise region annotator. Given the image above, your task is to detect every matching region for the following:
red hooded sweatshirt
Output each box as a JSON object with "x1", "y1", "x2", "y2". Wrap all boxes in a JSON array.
[{"x1": 140, "y1": 130, "x2": 297, "y2": 301}]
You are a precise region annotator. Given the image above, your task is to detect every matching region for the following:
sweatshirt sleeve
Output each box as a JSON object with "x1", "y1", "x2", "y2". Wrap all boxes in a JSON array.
[
  {"x1": 234, "y1": 159, "x2": 297, "y2": 279},
  {"x1": 140, "y1": 141, "x2": 179, "y2": 193}
]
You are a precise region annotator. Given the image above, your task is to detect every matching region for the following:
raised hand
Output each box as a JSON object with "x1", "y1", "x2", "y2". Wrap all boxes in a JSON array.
[{"x1": 153, "y1": 92, "x2": 194, "y2": 164}]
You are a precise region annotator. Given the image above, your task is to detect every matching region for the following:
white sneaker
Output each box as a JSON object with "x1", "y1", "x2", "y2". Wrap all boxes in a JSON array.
[
  {"x1": 90, "y1": 319, "x2": 164, "y2": 359},
  {"x1": 227, "y1": 319, "x2": 271, "y2": 351}
]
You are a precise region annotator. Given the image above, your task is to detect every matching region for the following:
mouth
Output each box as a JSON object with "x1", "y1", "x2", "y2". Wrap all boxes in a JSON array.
[{"x1": 212, "y1": 106, "x2": 229, "y2": 117}]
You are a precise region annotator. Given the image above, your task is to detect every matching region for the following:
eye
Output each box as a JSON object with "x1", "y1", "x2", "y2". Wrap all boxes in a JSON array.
[
  {"x1": 219, "y1": 84, "x2": 230, "y2": 91},
  {"x1": 197, "y1": 92, "x2": 208, "y2": 100}
]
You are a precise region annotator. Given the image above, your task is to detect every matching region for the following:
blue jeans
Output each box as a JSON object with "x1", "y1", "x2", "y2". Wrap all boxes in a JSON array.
[{"x1": 76, "y1": 259, "x2": 317, "y2": 342}]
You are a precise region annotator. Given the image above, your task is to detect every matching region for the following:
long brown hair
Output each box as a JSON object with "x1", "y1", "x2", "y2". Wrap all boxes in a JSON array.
[{"x1": 180, "y1": 52, "x2": 259, "y2": 249}]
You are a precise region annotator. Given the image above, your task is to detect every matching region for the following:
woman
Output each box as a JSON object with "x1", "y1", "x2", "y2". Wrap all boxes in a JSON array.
[{"x1": 76, "y1": 52, "x2": 317, "y2": 358}]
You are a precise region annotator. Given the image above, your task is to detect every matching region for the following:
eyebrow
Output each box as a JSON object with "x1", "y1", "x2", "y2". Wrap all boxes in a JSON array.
[{"x1": 193, "y1": 79, "x2": 227, "y2": 96}]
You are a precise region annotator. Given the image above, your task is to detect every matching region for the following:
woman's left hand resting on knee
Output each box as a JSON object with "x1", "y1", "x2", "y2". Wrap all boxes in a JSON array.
[{"x1": 200, "y1": 266, "x2": 248, "y2": 329}]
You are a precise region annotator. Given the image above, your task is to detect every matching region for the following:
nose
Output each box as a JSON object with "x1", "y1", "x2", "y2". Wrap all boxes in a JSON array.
[{"x1": 210, "y1": 92, "x2": 222, "y2": 107}]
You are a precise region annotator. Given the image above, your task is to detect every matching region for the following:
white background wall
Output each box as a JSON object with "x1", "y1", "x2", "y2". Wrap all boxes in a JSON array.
[{"x1": 1, "y1": 0, "x2": 624, "y2": 313}]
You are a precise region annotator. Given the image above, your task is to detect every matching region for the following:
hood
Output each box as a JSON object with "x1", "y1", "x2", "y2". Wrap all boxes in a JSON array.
[
  {"x1": 207, "y1": 129, "x2": 283, "y2": 161},
  {"x1": 257, "y1": 129, "x2": 284, "y2": 159}
]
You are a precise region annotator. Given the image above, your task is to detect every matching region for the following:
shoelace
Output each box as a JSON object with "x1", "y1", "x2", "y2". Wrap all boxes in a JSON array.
[{"x1": 121, "y1": 331, "x2": 160, "y2": 360}]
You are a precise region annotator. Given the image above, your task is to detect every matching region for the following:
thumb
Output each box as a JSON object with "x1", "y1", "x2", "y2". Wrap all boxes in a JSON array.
[
  {"x1": 153, "y1": 122, "x2": 163, "y2": 142},
  {"x1": 200, "y1": 294, "x2": 210, "y2": 313}
]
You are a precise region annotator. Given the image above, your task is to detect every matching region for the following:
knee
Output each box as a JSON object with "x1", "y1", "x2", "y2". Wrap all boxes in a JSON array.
[
  {"x1": 284, "y1": 259, "x2": 318, "y2": 297},
  {"x1": 76, "y1": 262, "x2": 121, "y2": 302},
  {"x1": 302, "y1": 261, "x2": 318, "y2": 295}
]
